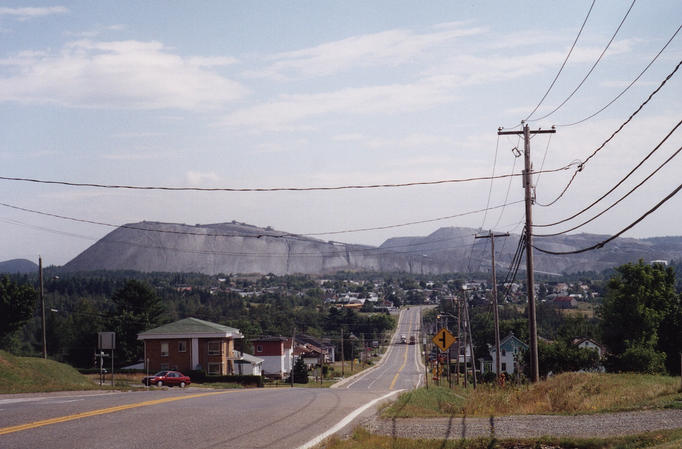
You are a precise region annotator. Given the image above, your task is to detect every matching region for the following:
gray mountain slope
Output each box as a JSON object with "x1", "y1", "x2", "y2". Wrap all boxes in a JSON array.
[{"x1": 62, "y1": 221, "x2": 682, "y2": 275}]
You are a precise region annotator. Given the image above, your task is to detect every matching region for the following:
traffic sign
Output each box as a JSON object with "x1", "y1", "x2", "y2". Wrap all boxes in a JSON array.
[{"x1": 432, "y1": 328, "x2": 456, "y2": 352}]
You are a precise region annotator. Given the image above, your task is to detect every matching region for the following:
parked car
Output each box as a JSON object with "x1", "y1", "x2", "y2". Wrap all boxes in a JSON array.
[{"x1": 142, "y1": 370, "x2": 191, "y2": 387}]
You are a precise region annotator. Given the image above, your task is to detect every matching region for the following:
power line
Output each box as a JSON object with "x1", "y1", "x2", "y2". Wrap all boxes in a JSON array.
[
  {"x1": 558, "y1": 23, "x2": 682, "y2": 127},
  {"x1": 535, "y1": 59, "x2": 681, "y2": 207},
  {"x1": 534, "y1": 143, "x2": 682, "y2": 237},
  {"x1": 530, "y1": 0, "x2": 637, "y2": 123},
  {"x1": 533, "y1": 180, "x2": 682, "y2": 255},
  {"x1": 524, "y1": 0, "x2": 596, "y2": 121},
  {"x1": 480, "y1": 134, "x2": 501, "y2": 229},
  {"x1": 0, "y1": 165, "x2": 574, "y2": 193},
  {"x1": 1, "y1": 202, "x2": 500, "y2": 258},
  {"x1": 535, "y1": 119, "x2": 682, "y2": 229},
  {"x1": 1, "y1": 197, "x2": 524, "y2": 242}
]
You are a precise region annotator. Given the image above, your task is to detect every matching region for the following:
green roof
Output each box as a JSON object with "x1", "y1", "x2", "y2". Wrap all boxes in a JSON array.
[{"x1": 138, "y1": 317, "x2": 241, "y2": 338}]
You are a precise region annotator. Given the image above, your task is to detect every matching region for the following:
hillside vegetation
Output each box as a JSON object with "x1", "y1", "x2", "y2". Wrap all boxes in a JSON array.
[
  {"x1": 0, "y1": 350, "x2": 96, "y2": 394},
  {"x1": 383, "y1": 372, "x2": 682, "y2": 417}
]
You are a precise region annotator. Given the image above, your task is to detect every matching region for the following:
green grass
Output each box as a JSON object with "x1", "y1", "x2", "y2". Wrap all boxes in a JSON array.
[
  {"x1": 320, "y1": 427, "x2": 682, "y2": 449},
  {"x1": 0, "y1": 350, "x2": 97, "y2": 393},
  {"x1": 383, "y1": 372, "x2": 682, "y2": 418}
]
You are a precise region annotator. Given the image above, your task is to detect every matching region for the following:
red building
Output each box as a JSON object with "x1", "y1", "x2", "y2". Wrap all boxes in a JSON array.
[{"x1": 138, "y1": 317, "x2": 243, "y2": 376}]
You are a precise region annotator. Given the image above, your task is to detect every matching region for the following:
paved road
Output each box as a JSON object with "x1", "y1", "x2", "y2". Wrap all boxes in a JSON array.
[{"x1": 0, "y1": 307, "x2": 424, "y2": 449}]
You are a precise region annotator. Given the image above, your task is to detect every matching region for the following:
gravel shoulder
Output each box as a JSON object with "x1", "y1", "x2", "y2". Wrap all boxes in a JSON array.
[{"x1": 361, "y1": 410, "x2": 682, "y2": 440}]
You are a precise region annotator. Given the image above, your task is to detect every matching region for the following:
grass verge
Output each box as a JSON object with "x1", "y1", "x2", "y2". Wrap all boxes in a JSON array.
[
  {"x1": 383, "y1": 372, "x2": 682, "y2": 417},
  {"x1": 0, "y1": 350, "x2": 97, "y2": 393},
  {"x1": 320, "y1": 427, "x2": 682, "y2": 449}
]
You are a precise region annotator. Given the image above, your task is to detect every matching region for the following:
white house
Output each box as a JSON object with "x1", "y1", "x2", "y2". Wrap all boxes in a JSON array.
[
  {"x1": 233, "y1": 351, "x2": 264, "y2": 376},
  {"x1": 251, "y1": 336, "x2": 293, "y2": 379},
  {"x1": 481, "y1": 332, "x2": 528, "y2": 375}
]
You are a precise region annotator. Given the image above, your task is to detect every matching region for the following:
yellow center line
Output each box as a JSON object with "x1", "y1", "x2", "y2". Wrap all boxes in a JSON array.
[
  {"x1": 389, "y1": 313, "x2": 414, "y2": 390},
  {"x1": 0, "y1": 390, "x2": 238, "y2": 436}
]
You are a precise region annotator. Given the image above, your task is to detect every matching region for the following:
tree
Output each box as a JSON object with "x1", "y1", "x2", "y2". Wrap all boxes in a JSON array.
[
  {"x1": 292, "y1": 356, "x2": 308, "y2": 383},
  {"x1": 599, "y1": 261, "x2": 680, "y2": 374},
  {"x1": 111, "y1": 280, "x2": 165, "y2": 365},
  {"x1": 0, "y1": 276, "x2": 37, "y2": 347},
  {"x1": 534, "y1": 340, "x2": 601, "y2": 377}
]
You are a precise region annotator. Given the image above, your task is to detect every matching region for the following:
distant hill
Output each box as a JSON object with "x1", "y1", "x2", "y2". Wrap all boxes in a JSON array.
[
  {"x1": 62, "y1": 221, "x2": 682, "y2": 276},
  {"x1": 0, "y1": 258, "x2": 38, "y2": 274}
]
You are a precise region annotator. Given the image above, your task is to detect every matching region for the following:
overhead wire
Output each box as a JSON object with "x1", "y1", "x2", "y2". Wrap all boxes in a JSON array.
[
  {"x1": 533, "y1": 180, "x2": 682, "y2": 255},
  {"x1": 529, "y1": 0, "x2": 637, "y2": 123},
  {"x1": 535, "y1": 119, "x2": 682, "y2": 229},
  {"x1": 535, "y1": 59, "x2": 681, "y2": 207},
  {"x1": 557, "y1": 23, "x2": 682, "y2": 127},
  {"x1": 1, "y1": 201, "x2": 518, "y2": 258},
  {"x1": 534, "y1": 142, "x2": 682, "y2": 237},
  {"x1": 480, "y1": 134, "x2": 501, "y2": 229},
  {"x1": 0, "y1": 165, "x2": 575, "y2": 193},
  {"x1": 524, "y1": 0, "x2": 596, "y2": 121}
]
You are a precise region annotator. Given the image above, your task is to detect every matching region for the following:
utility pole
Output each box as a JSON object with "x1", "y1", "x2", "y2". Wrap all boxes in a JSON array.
[
  {"x1": 464, "y1": 293, "x2": 476, "y2": 388},
  {"x1": 475, "y1": 230, "x2": 509, "y2": 379},
  {"x1": 291, "y1": 327, "x2": 295, "y2": 387},
  {"x1": 39, "y1": 256, "x2": 46, "y2": 359},
  {"x1": 455, "y1": 296, "x2": 461, "y2": 386},
  {"x1": 498, "y1": 122, "x2": 555, "y2": 383},
  {"x1": 340, "y1": 327, "x2": 344, "y2": 377}
]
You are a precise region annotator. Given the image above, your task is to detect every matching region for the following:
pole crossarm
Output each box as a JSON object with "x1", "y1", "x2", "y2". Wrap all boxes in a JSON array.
[{"x1": 498, "y1": 128, "x2": 556, "y2": 136}]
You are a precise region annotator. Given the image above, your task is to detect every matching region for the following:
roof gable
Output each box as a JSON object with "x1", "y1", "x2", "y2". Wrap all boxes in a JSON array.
[{"x1": 138, "y1": 317, "x2": 242, "y2": 340}]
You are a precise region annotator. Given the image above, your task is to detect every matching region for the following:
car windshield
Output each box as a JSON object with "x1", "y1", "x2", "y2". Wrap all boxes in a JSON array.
[{"x1": 153, "y1": 371, "x2": 168, "y2": 377}]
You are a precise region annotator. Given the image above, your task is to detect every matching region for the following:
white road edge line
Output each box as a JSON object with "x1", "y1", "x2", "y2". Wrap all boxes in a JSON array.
[{"x1": 296, "y1": 390, "x2": 403, "y2": 449}]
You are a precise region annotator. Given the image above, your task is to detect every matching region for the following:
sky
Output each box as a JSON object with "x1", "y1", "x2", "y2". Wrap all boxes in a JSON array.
[{"x1": 1, "y1": 1, "x2": 681, "y2": 266}]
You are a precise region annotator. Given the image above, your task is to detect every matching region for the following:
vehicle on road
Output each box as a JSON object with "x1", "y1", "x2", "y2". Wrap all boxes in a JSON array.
[
  {"x1": 400, "y1": 335, "x2": 407, "y2": 344},
  {"x1": 409, "y1": 335, "x2": 416, "y2": 345},
  {"x1": 142, "y1": 370, "x2": 191, "y2": 387}
]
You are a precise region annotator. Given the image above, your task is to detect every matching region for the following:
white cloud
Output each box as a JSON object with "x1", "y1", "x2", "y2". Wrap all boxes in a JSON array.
[
  {"x1": 250, "y1": 23, "x2": 486, "y2": 80},
  {"x1": 0, "y1": 40, "x2": 247, "y2": 110},
  {"x1": 0, "y1": 6, "x2": 68, "y2": 21},
  {"x1": 185, "y1": 170, "x2": 221, "y2": 186},
  {"x1": 223, "y1": 77, "x2": 456, "y2": 131}
]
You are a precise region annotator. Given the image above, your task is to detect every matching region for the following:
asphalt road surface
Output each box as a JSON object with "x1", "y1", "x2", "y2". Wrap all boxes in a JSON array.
[{"x1": 0, "y1": 307, "x2": 425, "y2": 449}]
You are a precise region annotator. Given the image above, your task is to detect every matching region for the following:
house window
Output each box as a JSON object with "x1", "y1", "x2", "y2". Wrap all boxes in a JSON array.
[
  {"x1": 256, "y1": 344, "x2": 263, "y2": 353},
  {"x1": 160, "y1": 342, "x2": 169, "y2": 357},
  {"x1": 178, "y1": 341, "x2": 187, "y2": 352},
  {"x1": 160, "y1": 363, "x2": 169, "y2": 370},
  {"x1": 207, "y1": 363, "x2": 221, "y2": 376},
  {"x1": 208, "y1": 341, "x2": 222, "y2": 356},
  {"x1": 501, "y1": 362, "x2": 507, "y2": 372},
  {"x1": 501, "y1": 349, "x2": 506, "y2": 357}
]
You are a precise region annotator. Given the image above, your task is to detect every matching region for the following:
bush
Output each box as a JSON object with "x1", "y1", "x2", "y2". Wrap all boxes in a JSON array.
[
  {"x1": 607, "y1": 344, "x2": 667, "y2": 374},
  {"x1": 189, "y1": 371, "x2": 264, "y2": 387}
]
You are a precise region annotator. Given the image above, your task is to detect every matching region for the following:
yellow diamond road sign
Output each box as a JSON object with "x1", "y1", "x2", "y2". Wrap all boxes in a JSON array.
[{"x1": 432, "y1": 328, "x2": 456, "y2": 352}]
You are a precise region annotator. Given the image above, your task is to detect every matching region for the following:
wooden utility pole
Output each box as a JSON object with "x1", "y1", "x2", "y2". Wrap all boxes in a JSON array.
[
  {"x1": 340, "y1": 327, "x2": 344, "y2": 377},
  {"x1": 291, "y1": 327, "x2": 296, "y2": 387},
  {"x1": 464, "y1": 293, "x2": 476, "y2": 388},
  {"x1": 456, "y1": 297, "x2": 461, "y2": 385},
  {"x1": 39, "y1": 256, "x2": 46, "y2": 359},
  {"x1": 498, "y1": 122, "x2": 555, "y2": 382},
  {"x1": 475, "y1": 231, "x2": 509, "y2": 379}
]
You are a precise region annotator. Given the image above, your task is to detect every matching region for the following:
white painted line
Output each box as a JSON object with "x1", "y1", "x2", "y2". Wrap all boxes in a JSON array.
[
  {"x1": 48, "y1": 399, "x2": 84, "y2": 404},
  {"x1": 296, "y1": 390, "x2": 403, "y2": 449}
]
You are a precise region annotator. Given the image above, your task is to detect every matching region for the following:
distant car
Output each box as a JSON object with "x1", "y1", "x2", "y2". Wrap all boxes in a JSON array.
[
  {"x1": 142, "y1": 370, "x2": 191, "y2": 387},
  {"x1": 409, "y1": 335, "x2": 416, "y2": 345},
  {"x1": 400, "y1": 335, "x2": 407, "y2": 344}
]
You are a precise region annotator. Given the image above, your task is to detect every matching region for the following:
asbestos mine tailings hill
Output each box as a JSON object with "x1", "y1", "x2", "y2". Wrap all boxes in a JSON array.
[
  {"x1": 61, "y1": 221, "x2": 437, "y2": 275},
  {"x1": 62, "y1": 221, "x2": 682, "y2": 275}
]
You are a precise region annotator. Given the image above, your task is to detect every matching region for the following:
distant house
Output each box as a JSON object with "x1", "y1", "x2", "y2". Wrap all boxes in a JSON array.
[
  {"x1": 137, "y1": 317, "x2": 244, "y2": 376},
  {"x1": 571, "y1": 337, "x2": 605, "y2": 359},
  {"x1": 553, "y1": 296, "x2": 577, "y2": 309},
  {"x1": 480, "y1": 332, "x2": 528, "y2": 375},
  {"x1": 251, "y1": 336, "x2": 293, "y2": 379},
  {"x1": 233, "y1": 351, "x2": 264, "y2": 376}
]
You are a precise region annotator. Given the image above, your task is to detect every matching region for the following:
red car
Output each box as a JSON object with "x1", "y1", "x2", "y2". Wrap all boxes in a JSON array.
[{"x1": 142, "y1": 370, "x2": 191, "y2": 387}]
